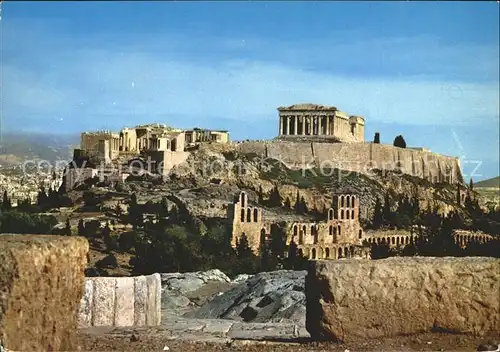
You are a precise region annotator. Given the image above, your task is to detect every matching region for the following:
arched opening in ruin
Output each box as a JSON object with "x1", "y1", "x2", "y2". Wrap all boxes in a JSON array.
[
  {"x1": 338, "y1": 247, "x2": 343, "y2": 258},
  {"x1": 345, "y1": 247, "x2": 350, "y2": 258},
  {"x1": 350, "y1": 246, "x2": 354, "y2": 257},
  {"x1": 329, "y1": 225, "x2": 333, "y2": 236},
  {"x1": 351, "y1": 210, "x2": 355, "y2": 219},
  {"x1": 247, "y1": 208, "x2": 251, "y2": 222},
  {"x1": 341, "y1": 210, "x2": 344, "y2": 219},
  {"x1": 311, "y1": 248, "x2": 316, "y2": 259},
  {"x1": 338, "y1": 225, "x2": 341, "y2": 237},
  {"x1": 240, "y1": 192, "x2": 246, "y2": 207},
  {"x1": 302, "y1": 225, "x2": 307, "y2": 235},
  {"x1": 240, "y1": 209, "x2": 245, "y2": 222},
  {"x1": 328, "y1": 209, "x2": 334, "y2": 220},
  {"x1": 346, "y1": 195, "x2": 351, "y2": 208},
  {"x1": 253, "y1": 208, "x2": 258, "y2": 222},
  {"x1": 341, "y1": 195, "x2": 345, "y2": 207},
  {"x1": 392, "y1": 237, "x2": 396, "y2": 245},
  {"x1": 325, "y1": 248, "x2": 330, "y2": 258},
  {"x1": 293, "y1": 225, "x2": 298, "y2": 237},
  {"x1": 298, "y1": 248, "x2": 304, "y2": 257},
  {"x1": 351, "y1": 196, "x2": 355, "y2": 208},
  {"x1": 396, "y1": 237, "x2": 400, "y2": 246},
  {"x1": 358, "y1": 229, "x2": 362, "y2": 239},
  {"x1": 346, "y1": 209, "x2": 350, "y2": 220}
]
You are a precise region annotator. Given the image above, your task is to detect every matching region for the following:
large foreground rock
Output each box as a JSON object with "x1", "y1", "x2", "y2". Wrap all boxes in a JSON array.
[
  {"x1": 161, "y1": 269, "x2": 233, "y2": 317},
  {"x1": 306, "y1": 257, "x2": 500, "y2": 342},
  {"x1": 0, "y1": 235, "x2": 89, "y2": 351},
  {"x1": 188, "y1": 270, "x2": 307, "y2": 324}
]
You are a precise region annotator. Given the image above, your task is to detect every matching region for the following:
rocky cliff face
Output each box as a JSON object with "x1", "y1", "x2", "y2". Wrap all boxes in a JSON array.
[{"x1": 164, "y1": 143, "x2": 462, "y2": 223}]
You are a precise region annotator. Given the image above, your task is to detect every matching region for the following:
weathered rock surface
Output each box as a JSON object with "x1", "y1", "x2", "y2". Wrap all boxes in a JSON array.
[
  {"x1": 0, "y1": 234, "x2": 89, "y2": 351},
  {"x1": 306, "y1": 257, "x2": 500, "y2": 342},
  {"x1": 187, "y1": 270, "x2": 307, "y2": 324},
  {"x1": 161, "y1": 269, "x2": 234, "y2": 317}
]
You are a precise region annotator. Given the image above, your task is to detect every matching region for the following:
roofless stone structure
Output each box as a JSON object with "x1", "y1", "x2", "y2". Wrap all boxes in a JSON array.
[{"x1": 277, "y1": 103, "x2": 365, "y2": 142}]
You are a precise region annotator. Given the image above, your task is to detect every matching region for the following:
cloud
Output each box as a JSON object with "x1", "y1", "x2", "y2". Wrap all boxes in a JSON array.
[{"x1": 2, "y1": 18, "x2": 499, "y2": 134}]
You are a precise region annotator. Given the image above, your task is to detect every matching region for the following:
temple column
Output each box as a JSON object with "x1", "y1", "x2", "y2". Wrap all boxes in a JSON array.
[
  {"x1": 288, "y1": 116, "x2": 293, "y2": 136},
  {"x1": 326, "y1": 116, "x2": 330, "y2": 136},
  {"x1": 279, "y1": 116, "x2": 283, "y2": 136},
  {"x1": 318, "y1": 117, "x2": 323, "y2": 135},
  {"x1": 308, "y1": 116, "x2": 312, "y2": 135},
  {"x1": 293, "y1": 115, "x2": 298, "y2": 136},
  {"x1": 301, "y1": 116, "x2": 305, "y2": 135}
]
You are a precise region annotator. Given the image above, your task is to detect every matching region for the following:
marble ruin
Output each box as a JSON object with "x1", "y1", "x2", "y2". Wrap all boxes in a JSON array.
[
  {"x1": 66, "y1": 102, "x2": 464, "y2": 191},
  {"x1": 228, "y1": 191, "x2": 494, "y2": 260},
  {"x1": 229, "y1": 191, "x2": 373, "y2": 260},
  {"x1": 278, "y1": 103, "x2": 365, "y2": 142}
]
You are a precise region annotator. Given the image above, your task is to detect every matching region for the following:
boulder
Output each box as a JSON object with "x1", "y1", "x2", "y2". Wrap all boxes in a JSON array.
[
  {"x1": 0, "y1": 235, "x2": 89, "y2": 351},
  {"x1": 306, "y1": 257, "x2": 500, "y2": 342},
  {"x1": 187, "y1": 270, "x2": 307, "y2": 324}
]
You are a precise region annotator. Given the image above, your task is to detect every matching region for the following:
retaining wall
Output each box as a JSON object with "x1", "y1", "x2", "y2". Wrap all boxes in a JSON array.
[
  {"x1": 78, "y1": 274, "x2": 161, "y2": 328},
  {"x1": 235, "y1": 141, "x2": 463, "y2": 184}
]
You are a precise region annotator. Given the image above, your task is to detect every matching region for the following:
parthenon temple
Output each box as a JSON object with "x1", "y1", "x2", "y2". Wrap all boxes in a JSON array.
[{"x1": 277, "y1": 103, "x2": 365, "y2": 142}]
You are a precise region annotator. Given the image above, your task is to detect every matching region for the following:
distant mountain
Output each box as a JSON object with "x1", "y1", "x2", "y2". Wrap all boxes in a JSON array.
[
  {"x1": 0, "y1": 132, "x2": 79, "y2": 165},
  {"x1": 475, "y1": 176, "x2": 500, "y2": 188}
]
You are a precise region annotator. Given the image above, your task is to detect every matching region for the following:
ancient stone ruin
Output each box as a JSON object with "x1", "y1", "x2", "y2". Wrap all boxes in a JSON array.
[
  {"x1": 305, "y1": 257, "x2": 500, "y2": 342},
  {"x1": 0, "y1": 235, "x2": 89, "y2": 351}
]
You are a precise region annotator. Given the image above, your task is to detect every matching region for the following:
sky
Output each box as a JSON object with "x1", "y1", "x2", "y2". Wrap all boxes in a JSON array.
[{"x1": 1, "y1": 1, "x2": 499, "y2": 180}]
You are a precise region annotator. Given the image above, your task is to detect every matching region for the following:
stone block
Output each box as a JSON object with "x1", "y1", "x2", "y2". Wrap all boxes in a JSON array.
[
  {"x1": 134, "y1": 275, "x2": 148, "y2": 326},
  {"x1": 306, "y1": 257, "x2": 500, "y2": 342},
  {"x1": 92, "y1": 277, "x2": 116, "y2": 326},
  {"x1": 146, "y1": 273, "x2": 161, "y2": 325},
  {"x1": 114, "y1": 277, "x2": 135, "y2": 326},
  {"x1": 77, "y1": 278, "x2": 94, "y2": 328},
  {"x1": 0, "y1": 234, "x2": 89, "y2": 351}
]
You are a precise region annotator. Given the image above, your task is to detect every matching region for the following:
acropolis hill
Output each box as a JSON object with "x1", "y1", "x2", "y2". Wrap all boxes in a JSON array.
[{"x1": 70, "y1": 103, "x2": 463, "y2": 189}]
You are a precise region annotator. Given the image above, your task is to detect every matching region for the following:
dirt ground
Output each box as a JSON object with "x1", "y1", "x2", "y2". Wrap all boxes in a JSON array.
[{"x1": 77, "y1": 331, "x2": 500, "y2": 352}]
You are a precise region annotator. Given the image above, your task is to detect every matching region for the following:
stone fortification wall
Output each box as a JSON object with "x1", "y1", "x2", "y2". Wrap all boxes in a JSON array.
[
  {"x1": 0, "y1": 235, "x2": 89, "y2": 351},
  {"x1": 78, "y1": 274, "x2": 161, "y2": 328},
  {"x1": 235, "y1": 141, "x2": 462, "y2": 184},
  {"x1": 306, "y1": 257, "x2": 500, "y2": 342}
]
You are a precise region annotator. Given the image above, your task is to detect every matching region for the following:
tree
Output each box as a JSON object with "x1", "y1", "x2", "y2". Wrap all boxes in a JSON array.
[
  {"x1": 37, "y1": 186, "x2": 48, "y2": 206},
  {"x1": 299, "y1": 196, "x2": 308, "y2": 214},
  {"x1": 393, "y1": 135, "x2": 407, "y2": 148},
  {"x1": 103, "y1": 222, "x2": 117, "y2": 251},
  {"x1": 64, "y1": 218, "x2": 72, "y2": 236},
  {"x1": 284, "y1": 197, "x2": 291, "y2": 209},
  {"x1": 114, "y1": 202, "x2": 122, "y2": 217},
  {"x1": 1, "y1": 191, "x2": 12, "y2": 210},
  {"x1": 382, "y1": 192, "x2": 393, "y2": 228},
  {"x1": 371, "y1": 197, "x2": 383, "y2": 229},
  {"x1": 257, "y1": 185, "x2": 264, "y2": 205},
  {"x1": 77, "y1": 219, "x2": 85, "y2": 236},
  {"x1": 267, "y1": 186, "x2": 282, "y2": 207},
  {"x1": 373, "y1": 132, "x2": 380, "y2": 144},
  {"x1": 469, "y1": 178, "x2": 474, "y2": 192}
]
